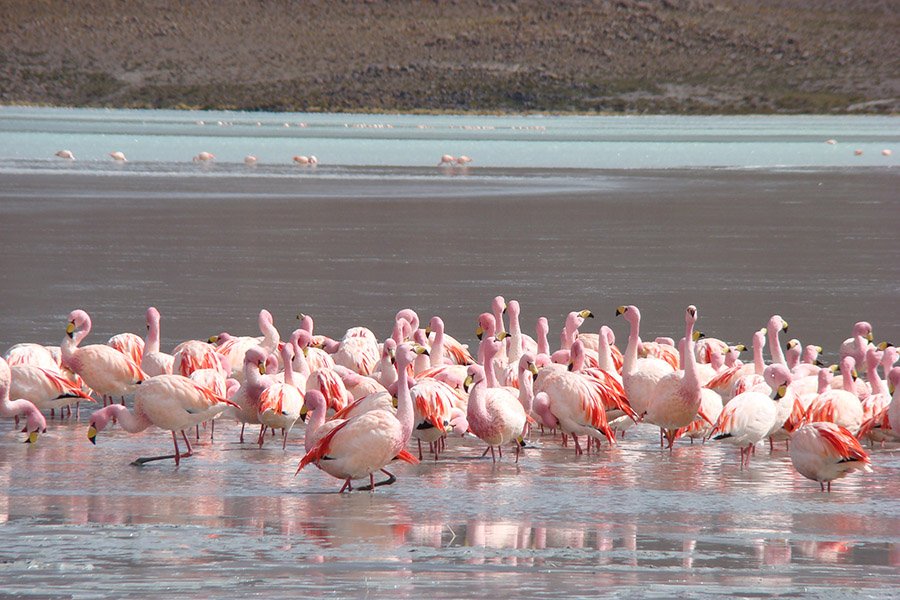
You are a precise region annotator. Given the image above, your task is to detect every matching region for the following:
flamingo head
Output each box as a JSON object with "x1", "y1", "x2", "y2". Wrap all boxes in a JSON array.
[
  {"x1": 395, "y1": 308, "x2": 419, "y2": 331},
  {"x1": 887, "y1": 367, "x2": 900, "y2": 395},
  {"x1": 568, "y1": 339, "x2": 585, "y2": 371},
  {"x1": 536, "y1": 316, "x2": 549, "y2": 338},
  {"x1": 615, "y1": 305, "x2": 640, "y2": 326},
  {"x1": 425, "y1": 316, "x2": 444, "y2": 337},
  {"x1": 685, "y1": 305, "x2": 698, "y2": 325},
  {"x1": 492, "y1": 295, "x2": 507, "y2": 317},
  {"x1": 463, "y1": 364, "x2": 486, "y2": 392},
  {"x1": 87, "y1": 405, "x2": 118, "y2": 444},
  {"x1": 476, "y1": 313, "x2": 495, "y2": 340},
  {"x1": 259, "y1": 309, "x2": 274, "y2": 326},
  {"x1": 244, "y1": 347, "x2": 268, "y2": 375},
  {"x1": 280, "y1": 342, "x2": 295, "y2": 365},
  {"x1": 763, "y1": 364, "x2": 792, "y2": 399},
  {"x1": 396, "y1": 342, "x2": 427, "y2": 371},
  {"x1": 506, "y1": 300, "x2": 520, "y2": 321},
  {"x1": 382, "y1": 338, "x2": 397, "y2": 364},
  {"x1": 145, "y1": 306, "x2": 161, "y2": 330},
  {"x1": 852, "y1": 321, "x2": 874, "y2": 342},
  {"x1": 768, "y1": 315, "x2": 789, "y2": 334},
  {"x1": 66, "y1": 309, "x2": 91, "y2": 339},
  {"x1": 518, "y1": 352, "x2": 538, "y2": 377},
  {"x1": 300, "y1": 389, "x2": 326, "y2": 421}
]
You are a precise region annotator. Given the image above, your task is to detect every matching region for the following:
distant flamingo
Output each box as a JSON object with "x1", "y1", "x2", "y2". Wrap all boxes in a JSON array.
[
  {"x1": 193, "y1": 151, "x2": 215, "y2": 162},
  {"x1": 297, "y1": 343, "x2": 425, "y2": 492},
  {"x1": 438, "y1": 154, "x2": 455, "y2": 167},
  {"x1": 55, "y1": 150, "x2": 75, "y2": 160},
  {"x1": 244, "y1": 155, "x2": 258, "y2": 165},
  {"x1": 456, "y1": 155, "x2": 472, "y2": 166},
  {"x1": 789, "y1": 422, "x2": 871, "y2": 491},
  {"x1": 87, "y1": 374, "x2": 237, "y2": 465},
  {"x1": 293, "y1": 155, "x2": 311, "y2": 165},
  {"x1": 61, "y1": 310, "x2": 146, "y2": 404},
  {"x1": 109, "y1": 151, "x2": 127, "y2": 162},
  {"x1": 0, "y1": 356, "x2": 47, "y2": 443}
]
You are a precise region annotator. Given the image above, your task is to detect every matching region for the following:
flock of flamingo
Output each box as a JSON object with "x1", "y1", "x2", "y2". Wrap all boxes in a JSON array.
[
  {"x1": 1, "y1": 298, "x2": 894, "y2": 493},
  {"x1": 53, "y1": 150, "x2": 474, "y2": 168}
]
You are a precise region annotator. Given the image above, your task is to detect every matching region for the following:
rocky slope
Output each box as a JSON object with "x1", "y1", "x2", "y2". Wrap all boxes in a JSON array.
[{"x1": 1, "y1": 0, "x2": 897, "y2": 114}]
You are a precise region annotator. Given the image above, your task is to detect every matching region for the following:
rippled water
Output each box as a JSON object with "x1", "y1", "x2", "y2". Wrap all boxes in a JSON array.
[{"x1": 1, "y1": 109, "x2": 899, "y2": 598}]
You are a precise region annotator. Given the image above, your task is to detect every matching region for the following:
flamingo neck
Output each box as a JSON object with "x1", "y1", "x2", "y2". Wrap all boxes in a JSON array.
[
  {"x1": 481, "y1": 344, "x2": 499, "y2": 387},
  {"x1": 107, "y1": 404, "x2": 153, "y2": 434},
  {"x1": 597, "y1": 329, "x2": 614, "y2": 373},
  {"x1": 260, "y1": 319, "x2": 280, "y2": 353},
  {"x1": 395, "y1": 359, "x2": 414, "y2": 442},
  {"x1": 768, "y1": 326, "x2": 786, "y2": 366},
  {"x1": 624, "y1": 316, "x2": 640, "y2": 375},
  {"x1": 786, "y1": 346, "x2": 800, "y2": 370},
  {"x1": 682, "y1": 319, "x2": 700, "y2": 399},
  {"x1": 518, "y1": 370, "x2": 534, "y2": 414},
  {"x1": 817, "y1": 370, "x2": 831, "y2": 394},
  {"x1": 304, "y1": 406, "x2": 326, "y2": 453},
  {"x1": 842, "y1": 369, "x2": 855, "y2": 393},
  {"x1": 466, "y1": 380, "x2": 490, "y2": 429},
  {"x1": 430, "y1": 325, "x2": 446, "y2": 367},
  {"x1": 753, "y1": 335, "x2": 765, "y2": 375},
  {"x1": 537, "y1": 321, "x2": 549, "y2": 356},
  {"x1": 710, "y1": 349, "x2": 725, "y2": 370},
  {"x1": 146, "y1": 317, "x2": 161, "y2": 354}
]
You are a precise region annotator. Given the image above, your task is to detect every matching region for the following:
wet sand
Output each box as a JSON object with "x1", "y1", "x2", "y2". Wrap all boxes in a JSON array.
[{"x1": 1, "y1": 167, "x2": 899, "y2": 598}]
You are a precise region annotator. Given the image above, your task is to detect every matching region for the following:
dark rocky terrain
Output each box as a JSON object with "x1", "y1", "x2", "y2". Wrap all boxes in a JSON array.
[{"x1": 1, "y1": 0, "x2": 897, "y2": 114}]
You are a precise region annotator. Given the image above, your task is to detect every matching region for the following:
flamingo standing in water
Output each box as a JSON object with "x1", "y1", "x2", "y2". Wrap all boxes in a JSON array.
[
  {"x1": 87, "y1": 374, "x2": 237, "y2": 465},
  {"x1": 464, "y1": 356, "x2": 528, "y2": 462},
  {"x1": 55, "y1": 150, "x2": 75, "y2": 160},
  {"x1": 438, "y1": 154, "x2": 455, "y2": 167},
  {"x1": 789, "y1": 422, "x2": 871, "y2": 491},
  {"x1": 109, "y1": 151, "x2": 127, "y2": 162},
  {"x1": 840, "y1": 321, "x2": 874, "y2": 373},
  {"x1": 193, "y1": 151, "x2": 215, "y2": 162},
  {"x1": 297, "y1": 343, "x2": 425, "y2": 492},
  {"x1": 0, "y1": 357, "x2": 47, "y2": 443},
  {"x1": 61, "y1": 310, "x2": 146, "y2": 405},
  {"x1": 256, "y1": 344, "x2": 304, "y2": 449},
  {"x1": 644, "y1": 305, "x2": 713, "y2": 449},
  {"x1": 616, "y1": 305, "x2": 676, "y2": 417}
]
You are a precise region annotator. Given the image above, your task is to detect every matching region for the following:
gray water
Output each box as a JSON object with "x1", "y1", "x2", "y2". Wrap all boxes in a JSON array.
[{"x1": 0, "y1": 109, "x2": 899, "y2": 598}]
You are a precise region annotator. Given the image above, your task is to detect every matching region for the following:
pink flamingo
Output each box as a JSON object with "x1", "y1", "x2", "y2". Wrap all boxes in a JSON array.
[
  {"x1": 87, "y1": 374, "x2": 237, "y2": 465},
  {"x1": 707, "y1": 365, "x2": 793, "y2": 467},
  {"x1": 839, "y1": 321, "x2": 873, "y2": 373},
  {"x1": 644, "y1": 305, "x2": 714, "y2": 449},
  {"x1": 464, "y1": 362, "x2": 527, "y2": 462},
  {"x1": 438, "y1": 154, "x2": 455, "y2": 167},
  {"x1": 0, "y1": 357, "x2": 47, "y2": 443},
  {"x1": 802, "y1": 356, "x2": 864, "y2": 434},
  {"x1": 212, "y1": 309, "x2": 281, "y2": 380},
  {"x1": 256, "y1": 344, "x2": 304, "y2": 449},
  {"x1": 62, "y1": 310, "x2": 146, "y2": 405},
  {"x1": 297, "y1": 343, "x2": 425, "y2": 492},
  {"x1": 141, "y1": 307, "x2": 174, "y2": 377},
  {"x1": 4, "y1": 343, "x2": 60, "y2": 371},
  {"x1": 766, "y1": 315, "x2": 790, "y2": 366},
  {"x1": 109, "y1": 151, "x2": 127, "y2": 162},
  {"x1": 193, "y1": 151, "x2": 215, "y2": 162},
  {"x1": 616, "y1": 305, "x2": 676, "y2": 417},
  {"x1": 231, "y1": 347, "x2": 277, "y2": 443},
  {"x1": 9, "y1": 363, "x2": 94, "y2": 415},
  {"x1": 55, "y1": 150, "x2": 75, "y2": 160},
  {"x1": 789, "y1": 422, "x2": 871, "y2": 491}
]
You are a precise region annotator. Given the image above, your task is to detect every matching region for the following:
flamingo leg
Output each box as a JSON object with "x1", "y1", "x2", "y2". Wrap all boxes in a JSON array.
[
  {"x1": 418, "y1": 438, "x2": 423, "y2": 461},
  {"x1": 257, "y1": 425, "x2": 266, "y2": 447},
  {"x1": 498, "y1": 445, "x2": 503, "y2": 458},
  {"x1": 195, "y1": 424, "x2": 200, "y2": 441},
  {"x1": 181, "y1": 431, "x2": 193, "y2": 457},
  {"x1": 481, "y1": 446, "x2": 491, "y2": 458},
  {"x1": 173, "y1": 431, "x2": 181, "y2": 466},
  {"x1": 355, "y1": 470, "x2": 398, "y2": 491},
  {"x1": 490, "y1": 445, "x2": 496, "y2": 462},
  {"x1": 211, "y1": 419, "x2": 215, "y2": 442},
  {"x1": 282, "y1": 428, "x2": 289, "y2": 450},
  {"x1": 827, "y1": 481, "x2": 832, "y2": 492},
  {"x1": 515, "y1": 442, "x2": 521, "y2": 463},
  {"x1": 338, "y1": 479, "x2": 353, "y2": 493},
  {"x1": 240, "y1": 423, "x2": 245, "y2": 443}
]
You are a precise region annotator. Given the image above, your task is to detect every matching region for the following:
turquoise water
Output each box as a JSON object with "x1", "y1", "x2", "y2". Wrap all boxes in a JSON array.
[{"x1": 0, "y1": 106, "x2": 897, "y2": 170}]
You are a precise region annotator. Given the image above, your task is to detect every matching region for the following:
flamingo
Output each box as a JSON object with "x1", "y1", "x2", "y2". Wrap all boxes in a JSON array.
[
  {"x1": 55, "y1": 150, "x2": 75, "y2": 160},
  {"x1": 211, "y1": 309, "x2": 280, "y2": 380},
  {"x1": 803, "y1": 357, "x2": 865, "y2": 435},
  {"x1": 644, "y1": 305, "x2": 713, "y2": 449},
  {"x1": 707, "y1": 367, "x2": 792, "y2": 467},
  {"x1": 410, "y1": 378, "x2": 461, "y2": 459},
  {"x1": 839, "y1": 321, "x2": 873, "y2": 373},
  {"x1": 535, "y1": 340, "x2": 619, "y2": 454},
  {"x1": 9, "y1": 363, "x2": 94, "y2": 415},
  {"x1": 297, "y1": 343, "x2": 425, "y2": 492},
  {"x1": 0, "y1": 357, "x2": 47, "y2": 443},
  {"x1": 193, "y1": 151, "x2": 215, "y2": 162},
  {"x1": 231, "y1": 347, "x2": 277, "y2": 442},
  {"x1": 109, "y1": 151, "x2": 127, "y2": 162},
  {"x1": 61, "y1": 310, "x2": 146, "y2": 404},
  {"x1": 456, "y1": 155, "x2": 472, "y2": 166},
  {"x1": 141, "y1": 307, "x2": 174, "y2": 377},
  {"x1": 256, "y1": 344, "x2": 303, "y2": 449},
  {"x1": 87, "y1": 374, "x2": 237, "y2": 465},
  {"x1": 292, "y1": 155, "x2": 310, "y2": 165},
  {"x1": 244, "y1": 155, "x2": 258, "y2": 165},
  {"x1": 464, "y1": 363, "x2": 527, "y2": 462},
  {"x1": 766, "y1": 315, "x2": 790, "y2": 366},
  {"x1": 616, "y1": 305, "x2": 676, "y2": 417},
  {"x1": 438, "y1": 154, "x2": 455, "y2": 167},
  {"x1": 789, "y1": 422, "x2": 872, "y2": 491}
]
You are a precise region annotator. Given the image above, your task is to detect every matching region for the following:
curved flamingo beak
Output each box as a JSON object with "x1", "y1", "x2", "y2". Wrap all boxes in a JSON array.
[
  {"x1": 87, "y1": 425, "x2": 97, "y2": 444},
  {"x1": 615, "y1": 306, "x2": 626, "y2": 317},
  {"x1": 475, "y1": 326, "x2": 484, "y2": 340},
  {"x1": 66, "y1": 321, "x2": 76, "y2": 338}
]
